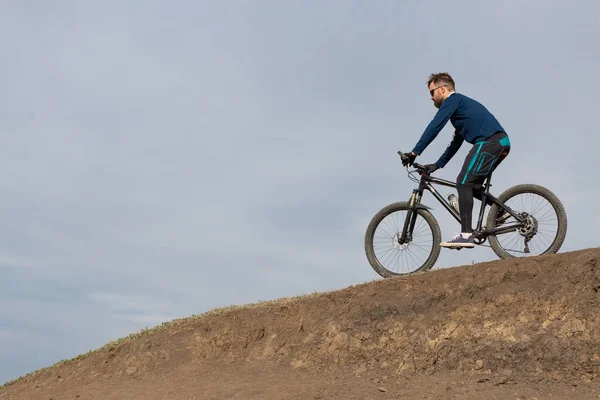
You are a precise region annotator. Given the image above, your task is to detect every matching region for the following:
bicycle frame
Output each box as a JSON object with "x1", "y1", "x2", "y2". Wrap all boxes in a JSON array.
[{"x1": 399, "y1": 170, "x2": 524, "y2": 245}]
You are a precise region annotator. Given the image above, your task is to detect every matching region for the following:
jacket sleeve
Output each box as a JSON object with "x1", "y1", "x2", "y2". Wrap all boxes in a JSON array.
[
  {"x1": 436, "y1": 131, "x2": 464, "y2": 168},
  {"x1": 412, "y1": 96, "x2": 459, "y2": 155}
]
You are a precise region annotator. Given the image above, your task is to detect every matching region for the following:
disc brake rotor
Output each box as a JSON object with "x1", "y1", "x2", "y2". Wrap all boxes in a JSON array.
[
  {"x1": 518, "y1": 214, "x2": 538, "y2": 238},
  {"x1": 393, "y1": 233, "x2": 410, "y2": 250}
]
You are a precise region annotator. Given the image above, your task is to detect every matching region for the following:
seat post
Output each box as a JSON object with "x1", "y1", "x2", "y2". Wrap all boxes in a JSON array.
[{"x1": 484, "y1": 172, "x2": 493, "y2": 194}]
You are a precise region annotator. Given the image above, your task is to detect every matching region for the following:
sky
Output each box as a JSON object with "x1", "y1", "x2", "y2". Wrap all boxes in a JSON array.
[{"x1": 1, "y1": 0, "x2": 599, "y2": 384}]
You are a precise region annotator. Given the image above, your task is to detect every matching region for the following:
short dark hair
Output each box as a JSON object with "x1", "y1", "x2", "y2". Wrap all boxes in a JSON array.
[{"x1": 427, "y1": 73, "x2": 455, "y2": 91}]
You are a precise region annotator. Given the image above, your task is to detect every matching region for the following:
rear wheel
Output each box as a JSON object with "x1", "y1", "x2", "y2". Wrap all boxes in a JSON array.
[
  {"x1": 365, "y1": 202, "x2": 442, "y2": 277},
  {"x1": 486, "y1": 184, "x2": 567, "y2": 259}
]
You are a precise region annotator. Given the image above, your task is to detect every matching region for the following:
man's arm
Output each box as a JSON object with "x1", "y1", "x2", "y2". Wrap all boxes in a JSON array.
[
  {"x1": 435, "y1": 132, "x2": 464, "y2": 168},
  {"x1": 412, "y1": 96, "x2": 460, "y2": 156}
]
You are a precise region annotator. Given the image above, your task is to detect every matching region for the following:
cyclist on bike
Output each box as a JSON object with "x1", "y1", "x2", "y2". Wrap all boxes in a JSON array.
[{"x1": 402, "y1": 72, "x2": 511, "y2": 249}]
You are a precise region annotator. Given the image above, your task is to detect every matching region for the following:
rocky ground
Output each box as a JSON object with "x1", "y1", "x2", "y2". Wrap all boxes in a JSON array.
[{"x1": 3, "y1": 248, "x2": 600, "y2": 399}]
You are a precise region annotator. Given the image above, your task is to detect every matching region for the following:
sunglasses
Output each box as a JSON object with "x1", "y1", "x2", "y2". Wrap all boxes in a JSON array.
[{"x1": 429, "y1": 84, "x2": 447, "y2": 97}]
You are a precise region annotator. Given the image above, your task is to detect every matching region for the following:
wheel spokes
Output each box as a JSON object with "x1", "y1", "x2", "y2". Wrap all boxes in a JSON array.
[
  {"x1": 372, "y1": 210, "x2": 435, "y2": 274},
  {"x1": 494, "y1": 193, "x2": 559, "y2": 257}
]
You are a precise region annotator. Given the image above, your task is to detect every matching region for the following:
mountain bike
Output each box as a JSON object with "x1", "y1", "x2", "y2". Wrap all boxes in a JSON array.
[{"x1": 364, "y1": 151, "x2": 568, "y2": 277}]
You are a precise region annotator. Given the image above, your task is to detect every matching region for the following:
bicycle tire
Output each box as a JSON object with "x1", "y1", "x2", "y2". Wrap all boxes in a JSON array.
[
  {"x1": 486, "y1": 184, "x2": 567, "y2": 259},
  {"x1": 364, "y1": 202, "x2": 442, "y2": 277}
]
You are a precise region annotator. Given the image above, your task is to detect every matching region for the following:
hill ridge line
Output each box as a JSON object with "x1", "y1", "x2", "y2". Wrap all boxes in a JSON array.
[{"x1": 2, "y1": 247, "x2": 600, "y2": 395}]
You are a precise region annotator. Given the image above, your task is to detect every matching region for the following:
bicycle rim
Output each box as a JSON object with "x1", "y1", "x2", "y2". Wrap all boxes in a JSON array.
[
  {"x1": 492, "y1": 192, "x2": 561, "y2": 257},
  {"x1": 370, "y1": 208, "x2": 437, "y2": 275}
]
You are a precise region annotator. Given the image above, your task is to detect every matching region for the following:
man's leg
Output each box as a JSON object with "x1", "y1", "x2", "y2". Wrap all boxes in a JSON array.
[
  {"x1": 472, "y1": 145, "x2": 510, "y2": 205},
  {"x1": 487, "y1": 142, "x2": 511, "y2": 223},
  {"x1": 457, "y1": 184, "x2": 475, "y2": 233},
  {"x1": 440, "y1": 133, "x2": 510, "y2": 249},
  {"x1": 440, "y1": 145, "x2": 481, "y2": 249}
]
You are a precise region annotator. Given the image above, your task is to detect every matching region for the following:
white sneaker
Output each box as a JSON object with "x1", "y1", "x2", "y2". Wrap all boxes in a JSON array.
[{"x1": 440, "y1": 233, "x2": 475, "y2": 249}]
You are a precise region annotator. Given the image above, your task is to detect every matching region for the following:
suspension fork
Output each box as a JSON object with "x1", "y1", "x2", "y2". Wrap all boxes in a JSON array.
[{"x1": 398, "y1": 189, "x2": 423, "y2": 244}]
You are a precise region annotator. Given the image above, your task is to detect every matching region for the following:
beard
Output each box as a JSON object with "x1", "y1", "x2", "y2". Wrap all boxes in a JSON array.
[{"x1": 433, "y1": 97, "x2": 443, "y2": 109}]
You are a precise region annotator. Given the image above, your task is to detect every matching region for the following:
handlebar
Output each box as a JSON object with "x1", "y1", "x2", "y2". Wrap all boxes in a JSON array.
[{"x1": 397, "y1": 151, "x2": 426, "y2": 173}]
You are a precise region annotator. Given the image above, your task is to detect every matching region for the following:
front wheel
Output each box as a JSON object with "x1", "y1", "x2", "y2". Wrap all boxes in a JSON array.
[
  {"x1": 364, "y1": 202, "x2": 442, "y2": 277},
  {"x1": 486, "y1": 184, "x2": 567, "y2": 259}
]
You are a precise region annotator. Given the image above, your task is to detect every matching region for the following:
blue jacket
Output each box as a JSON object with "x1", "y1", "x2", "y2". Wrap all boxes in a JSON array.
[{"x1": 412, "y1": 93, "x2": 507, "y2": 168}]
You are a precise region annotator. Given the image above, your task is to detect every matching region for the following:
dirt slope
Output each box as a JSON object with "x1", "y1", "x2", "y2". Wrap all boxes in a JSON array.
[{"x1": 4, "y1": 248, "x2": 600, "y2": 399}]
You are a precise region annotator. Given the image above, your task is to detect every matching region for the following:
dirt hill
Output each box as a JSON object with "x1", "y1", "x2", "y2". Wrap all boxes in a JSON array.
[{"x1": 4, "y1": 248, "x2": 600, "y2": 399}]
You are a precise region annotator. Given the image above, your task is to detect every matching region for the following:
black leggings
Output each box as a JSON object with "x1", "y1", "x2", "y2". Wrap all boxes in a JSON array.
[
  {"x1": 456, "y1": 185, "x2": 494, "y2": 233},
  {"x1": 456, "y1": 132, "x2": 510, "y2": 233}
]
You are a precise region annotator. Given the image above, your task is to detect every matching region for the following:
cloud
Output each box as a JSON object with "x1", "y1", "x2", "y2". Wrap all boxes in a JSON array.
[{"x1": 1, "y1": 0, "x2": 599, "y2": 384}]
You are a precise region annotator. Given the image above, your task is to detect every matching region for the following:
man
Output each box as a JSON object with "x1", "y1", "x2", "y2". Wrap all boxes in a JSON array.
[{"x1": 403, "y1": 72, "x2": 511, "y2": 249}]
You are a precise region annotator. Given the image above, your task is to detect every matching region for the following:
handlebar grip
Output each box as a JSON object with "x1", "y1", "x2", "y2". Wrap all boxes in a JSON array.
[{"x1": 398, "y1": 151, "x2": 426, "y2": 171}]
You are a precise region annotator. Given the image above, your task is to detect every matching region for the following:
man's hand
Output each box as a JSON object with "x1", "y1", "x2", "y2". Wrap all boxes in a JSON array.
[
  {"x1": 423, "y1": 163, "x2": 439, "y2": 175},
  {"x1": 401, "y1": 151, "x2": 416, "y2": 166}
]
